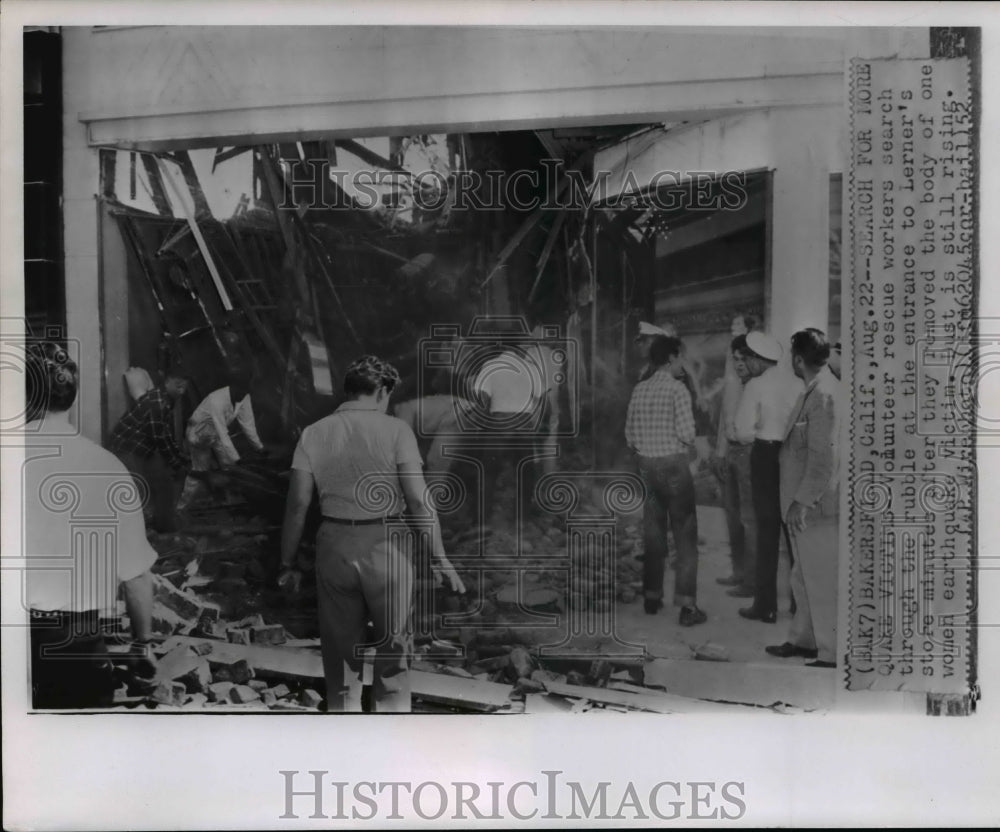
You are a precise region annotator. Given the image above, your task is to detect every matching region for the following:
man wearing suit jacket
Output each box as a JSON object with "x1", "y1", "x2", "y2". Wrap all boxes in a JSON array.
[{"x1": 766, "y1": 328, "x2": 842, "y2": 668}]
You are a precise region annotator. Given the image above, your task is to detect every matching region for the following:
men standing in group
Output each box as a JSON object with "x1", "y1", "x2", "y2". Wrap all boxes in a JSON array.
[
  {"x1": 108, "y1": 372, "x2": 190, "y2": 533},
  {"x1": 625, "y1": 335, "x2": 705, "y2": 626},
  {"x1": 713, "y1": 334, "x2": 756, "y2": 597},
  {"x1": 176, "y1": 372, "x2": 266, "y2": 513},
  {"x1": 766, "y1": 329, "x2": 841, "y2": 667},
  {"x1": 734, "y1": 331, "x2": 803, "y2": 623}
]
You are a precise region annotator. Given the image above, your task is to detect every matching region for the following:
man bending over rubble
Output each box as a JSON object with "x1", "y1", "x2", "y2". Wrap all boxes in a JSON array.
[
  {"x1": 279, "y1": 355, "x2": 465, "y2": 712},
  {"x1": 176, "y1": 372, "x2": 266, "y2": 513}
]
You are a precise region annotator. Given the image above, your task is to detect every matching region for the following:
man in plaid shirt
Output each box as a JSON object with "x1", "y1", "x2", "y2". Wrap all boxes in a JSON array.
[
  {"x1": 109, "y1": 374, "x2": 190, "y2": 533},
  {"x1": 625, "y1": 335, "x2": 706, "y2": 626}
]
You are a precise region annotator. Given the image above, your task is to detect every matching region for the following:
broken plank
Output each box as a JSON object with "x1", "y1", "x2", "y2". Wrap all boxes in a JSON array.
[
  {"x1": 165, "y1": 636, "x2": 323, "y2": 681},
  {"x1": 410, "y1": 669, "x2": 512, "y2": 713},
  {"x1": 644, "y1": 659, "x2": 836, "y2": 711}
]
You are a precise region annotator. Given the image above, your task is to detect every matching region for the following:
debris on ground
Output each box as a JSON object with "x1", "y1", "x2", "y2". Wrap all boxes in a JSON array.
[{"x1": 103, "y1": 481, "x2": 766, "y2": 714}]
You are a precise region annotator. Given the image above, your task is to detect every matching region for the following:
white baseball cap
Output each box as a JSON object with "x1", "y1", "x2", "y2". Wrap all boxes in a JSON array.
[
  {"x1": 635, "y1": 321, "x2": 669, "y2": 339},
  {"x1": 745, "y1": 331, "x2": 783, "y2": 363}
]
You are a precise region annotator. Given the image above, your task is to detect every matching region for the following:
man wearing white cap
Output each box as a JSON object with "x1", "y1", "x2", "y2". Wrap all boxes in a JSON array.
[{"x1": 733, "y1": 331, "x2": 803, "y2": 623}]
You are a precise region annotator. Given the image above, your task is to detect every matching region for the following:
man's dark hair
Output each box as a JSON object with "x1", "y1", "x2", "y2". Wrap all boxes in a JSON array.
[
  {"x1": 790, "y1": 328, "x2": 831, "y2": 368},
  {"x1": 740, "y1": 313, "x2": 761, "y2": 333},
  {"x1": 228, "y1": 370, "x2": 254, "y2": 403},
  {"x1": 344, "y1": 355, "x2": 402, "y2": 397},
  {"x1": 25, "y1": 342, "x2": 78, "y2": 421},
  {"x1": 730, "y1": 334, "x2": 749, "y2": 356},
  {"x1": 648, "y1": 335, "x2": 683, "y2": 368}
]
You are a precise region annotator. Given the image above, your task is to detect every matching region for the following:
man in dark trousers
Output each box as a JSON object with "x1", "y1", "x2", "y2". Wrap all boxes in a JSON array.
[
  {"x1": 109, "y1": 372, "x2": 190, "y2": 533},
  {"x1": 766, "y1": 328, "x2": 841, "y2": 667},
  {"x1": 714, "y1": 334, "x2": 756, "y2": 597},
  {"x1": 733, "y1": 332, "x2": 802, "y2": 623},
  {"x1": 25, "y1": 343, "x2": 159, "y2": 708},
  {"x1": 625, "y1": 335, "x2": 706, "y2": 627}
]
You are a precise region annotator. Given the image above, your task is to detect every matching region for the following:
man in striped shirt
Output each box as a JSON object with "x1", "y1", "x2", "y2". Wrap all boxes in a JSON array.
[{"x1": 625, "y1": 335, "x2": 706, "y2": 626}]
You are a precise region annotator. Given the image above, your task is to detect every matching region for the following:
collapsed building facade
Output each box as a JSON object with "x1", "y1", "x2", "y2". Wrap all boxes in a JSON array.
[{"x1": 22, "y1": 25, "x2": 944, "y2": 712}]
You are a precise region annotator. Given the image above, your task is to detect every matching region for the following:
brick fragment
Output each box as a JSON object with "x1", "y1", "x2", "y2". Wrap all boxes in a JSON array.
[
  {"x1": 151, "y1": 680, "x2": 186, "y2": 706},
  {"x1": 299, "y1": 688, "x2": 323, "y2": 709},
  {"x1": 250, "y1": 624, "x2": 286, "y2": 646},
  {"x1": 183, "y1": 693, "x2": 208, "y2": 709},
  {"x1": 207, "y1": 682, "x2": 234, "y2": 702},
  {"x1": 208, "y1": 658, "x2": 254, "y2": 685},
  {"x1": 230, "y1": 684, "x2": 261, "y2": 704},
  {"x1": 179, "y1": 660, "x2": 213, "y2": 694},
  {"x1": 152, "y1": 574, "x2": 204, "y2": 621},
  {"x1": 226, "y1": 628, "x2": 252, "y2": 645}
]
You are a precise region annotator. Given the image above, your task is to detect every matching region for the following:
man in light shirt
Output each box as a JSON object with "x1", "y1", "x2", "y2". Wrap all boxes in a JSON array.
[
  {"x1": 176, "y1": 373, "x2": 266, "y2": 512},
  {"x1": 23, "y1": 343, "x2": 158, "y2": 709},
  {"x1": 625, "y1": 336, "x2": 706, "y2": 627},
  {"x1": 471, "y1": 329, "x2": 559, "y2": 523},
  {"x1": 734, "y1": 331, "x2": 803, "y2": 623}
]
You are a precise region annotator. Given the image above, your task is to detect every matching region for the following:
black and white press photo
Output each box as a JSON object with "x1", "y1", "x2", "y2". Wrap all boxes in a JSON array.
[{"x1": 2, "y1": 4, "x2": 996, "y2": 829}]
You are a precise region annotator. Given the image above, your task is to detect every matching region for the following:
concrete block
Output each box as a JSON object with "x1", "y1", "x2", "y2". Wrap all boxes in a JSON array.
[
  {"x1": 191, "y1": 641, "x2": 215, "y2": 656},
  {"x1": 230, "y1": 684, "x2": 261, "y2": 704},
  {"x1": 261, "y1": 689, "x2": 277, "y2": 706},
  {"x1": 248, "y1": 679, "x2": 269, "y2": 692},
  {"x1": 207, "y1": 682, "x2": 234, "y2": 703},
  {"x1": 250, "y1": 624, "x2": 286, "y2": 646},
  {"x1": 566, "y1": 670, "x2": 586, "y2": 686},
  {"x1": 300, "y1": 688, "x2": 323, "y2": 709},
  {"x1": 270, "y1": 683, "x2": 291, "y2": 699}
]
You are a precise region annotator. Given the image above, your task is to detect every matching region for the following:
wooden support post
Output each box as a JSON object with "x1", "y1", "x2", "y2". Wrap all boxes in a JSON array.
[
  {"x1": 157, "y1": 158, "x2": 234, "y2": 312},
  {"x1": 171, "y1": 150, "x2": 212, "y2": 218}
]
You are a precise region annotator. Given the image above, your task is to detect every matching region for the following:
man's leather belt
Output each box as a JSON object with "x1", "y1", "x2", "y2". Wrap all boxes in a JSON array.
[{"x1": 322, "y1": 515, "x2": 403, "y2": 526}]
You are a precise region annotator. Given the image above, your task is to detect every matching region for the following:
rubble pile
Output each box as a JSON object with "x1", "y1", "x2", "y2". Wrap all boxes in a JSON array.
[{"x1": 103, "y1": 477, "x2": 736, "y2": 713}]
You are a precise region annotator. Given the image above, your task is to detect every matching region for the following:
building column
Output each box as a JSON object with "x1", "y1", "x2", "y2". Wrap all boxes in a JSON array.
[
  {"x1": 766, "y1": 106, "x2": 837, "y2": 346},
  {"x1": 62, "y1": 34, "x2": 102, "y2": 442}
]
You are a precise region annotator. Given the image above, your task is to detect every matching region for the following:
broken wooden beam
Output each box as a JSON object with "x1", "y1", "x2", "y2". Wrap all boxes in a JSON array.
[
  {"x1": 164, "y1": 635, "x2": 323, "y2": 681},
  {"x1": 410, "y1": 669, "x2": 513, "y2": 713}
]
